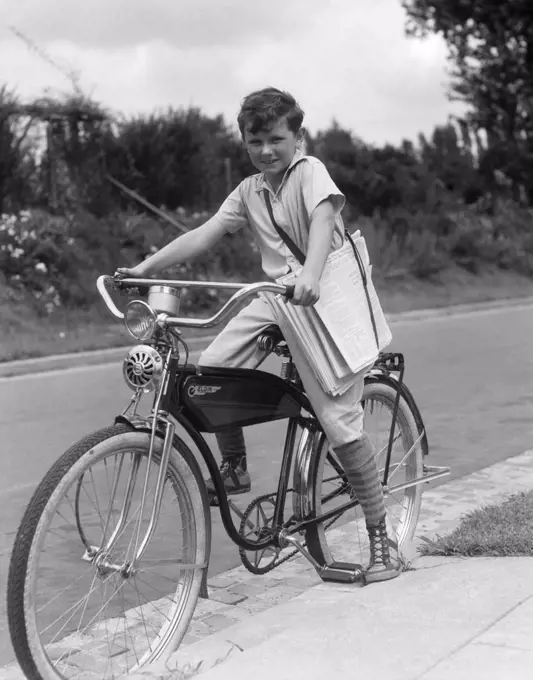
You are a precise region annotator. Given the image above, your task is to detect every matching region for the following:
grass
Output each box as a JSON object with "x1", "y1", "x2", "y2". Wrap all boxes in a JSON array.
[
  {"x1": 418, "y1": 490, "x2": 533, "y2": 558},
  {"x1": 1, "y1": 264, "x2": 533, "y2": 363}
]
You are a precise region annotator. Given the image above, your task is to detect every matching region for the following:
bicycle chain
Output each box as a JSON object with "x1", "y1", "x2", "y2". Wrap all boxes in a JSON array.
[
  {"x1": 237, "y1": 491, "x2": 342, "y2": 575},
  {"x1": 238, "y1": 492, "x2": 300, "y2": 575}
]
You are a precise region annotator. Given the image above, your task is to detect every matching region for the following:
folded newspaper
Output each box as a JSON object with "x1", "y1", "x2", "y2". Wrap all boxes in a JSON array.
[{"x1": 272, "y1": 231, "x2": 392, "y2": 396}]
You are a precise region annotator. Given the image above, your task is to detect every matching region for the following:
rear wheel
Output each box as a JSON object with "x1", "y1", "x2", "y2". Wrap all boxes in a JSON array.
[
  {"x1": 7, "y1": 424, "x2": 210, "y2": 680},
  {"x1": 304, "y1": 379, "x2": 423, "y2": 569}
]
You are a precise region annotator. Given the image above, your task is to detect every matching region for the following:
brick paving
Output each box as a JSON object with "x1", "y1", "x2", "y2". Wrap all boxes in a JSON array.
[{"x1": 2, "y1": 449, "x2": 532, "y2": 680}]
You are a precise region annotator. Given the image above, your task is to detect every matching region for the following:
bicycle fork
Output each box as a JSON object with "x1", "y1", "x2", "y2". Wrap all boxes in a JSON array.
[{"x1": 84, "y1": 356, "x2": 178, "y2": 576}]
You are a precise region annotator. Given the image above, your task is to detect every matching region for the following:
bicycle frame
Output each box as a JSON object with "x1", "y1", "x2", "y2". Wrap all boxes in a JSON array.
[
  {"x1": 110, "y1": 359, "x2": 449, "y2": 576},
  {"x1": 95, "y1": 275, "x2": 450, "y2": 573}
]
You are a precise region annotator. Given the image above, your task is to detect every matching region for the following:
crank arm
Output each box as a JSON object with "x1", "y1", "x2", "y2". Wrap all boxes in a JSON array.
[{"x1": 279, "y1": 531, "x2": 365, "y2": 585}]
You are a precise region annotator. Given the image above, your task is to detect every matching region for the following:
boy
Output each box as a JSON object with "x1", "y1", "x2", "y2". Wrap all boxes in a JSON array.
[{"x1": 116, "y1": 87, "x2": 401, "y2": 582}]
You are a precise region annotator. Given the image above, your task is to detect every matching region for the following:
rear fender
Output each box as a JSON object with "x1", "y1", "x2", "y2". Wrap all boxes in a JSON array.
[{"x1": 364, "y1": 373, "x2": 429, "y2": 456}]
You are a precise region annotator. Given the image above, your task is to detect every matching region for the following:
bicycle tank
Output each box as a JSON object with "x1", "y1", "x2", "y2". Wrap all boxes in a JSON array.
[{"x1": 170, "y1": 365, "x2": 303, "y2": 432}]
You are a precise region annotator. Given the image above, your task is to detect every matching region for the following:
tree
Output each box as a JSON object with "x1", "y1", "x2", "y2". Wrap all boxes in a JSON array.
[
  {"x1": 419, "y1": 123, "x2": 483, "y2": 203},
  {"x1": 0, "y1": 86, "x2": 37, "y2": 214},
  {"x1": 314, "y1": 121, "x2": 449, "y2": 216},
  {"x1": 402, "y1": 0, "x2": 533, "y2": 202},
  {"x1": 103, "y1": 108, "x2": 251, "y2": 211}
]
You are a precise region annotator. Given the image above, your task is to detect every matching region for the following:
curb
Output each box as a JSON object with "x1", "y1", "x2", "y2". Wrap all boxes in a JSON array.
[
  {"x1": 0, "y1": 334, "x2": 216, "y2": 379},
  {"x1": 386, "y1": 292, "x2": 533, "y2": 322},
  {"x1": 1, "y1": 294, "x2": 532, "y2": 379}
]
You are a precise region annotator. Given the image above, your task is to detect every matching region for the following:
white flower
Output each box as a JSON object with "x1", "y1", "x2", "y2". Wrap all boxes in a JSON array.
[
  {"x1": 35, "y1": 262, "x2": 47, "y2": 273},
  {"x1": 12, "y1": 247, "x2": 24, "y2": 259}
]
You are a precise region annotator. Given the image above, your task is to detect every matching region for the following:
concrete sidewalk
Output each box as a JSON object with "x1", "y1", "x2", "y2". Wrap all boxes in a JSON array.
[
  {"x1": 144, "y1": 556, "x2": 533, "y2": 680},
  {"x1": 124, "y1": 450, "x2": 533, "y2": 680}
]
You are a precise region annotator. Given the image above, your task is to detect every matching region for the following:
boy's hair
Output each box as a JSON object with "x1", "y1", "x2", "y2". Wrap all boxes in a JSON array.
[{"x1": 237, "y1": 87, "x2": 304, "y2": 137}]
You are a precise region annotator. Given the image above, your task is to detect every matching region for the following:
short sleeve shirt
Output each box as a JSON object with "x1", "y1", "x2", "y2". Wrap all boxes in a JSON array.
[{"x1": 212, "y1": 151, "x2": 346, "y2": 280}]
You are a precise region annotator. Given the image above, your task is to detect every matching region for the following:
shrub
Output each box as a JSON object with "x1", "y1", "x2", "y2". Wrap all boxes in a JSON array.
[
  {"x1": 358, "y1": 210, "x2": 450, "y2": 280},
  {"x1": 446, "y1": 204, "x2": 533, "y2": 275},
  {"x1": 0, "y1": 207, "x2": 263, "y2": 316},
  {"x1": 0, "y1": 210, "x2": 85, "y2": 313},
  {"x1": 2, "y1": 200, "x2": 531, "y2": 320}
]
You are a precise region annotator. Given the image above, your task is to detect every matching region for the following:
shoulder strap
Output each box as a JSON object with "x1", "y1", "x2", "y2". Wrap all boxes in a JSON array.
[
  {"x1": 263, "y1": 190, "x2": 306, "y2": 266},
  {"x1": 264, "y1": 190, "x2": 380, "y2": 352},
  {"x1": 345, "y1": 230, "x2": 380, "y2": 350}
]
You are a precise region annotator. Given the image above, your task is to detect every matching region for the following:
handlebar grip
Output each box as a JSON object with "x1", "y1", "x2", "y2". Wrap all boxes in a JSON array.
[
  {"x1": 96, "y1": 275, "x2": 125, "y2": 320},
  {"x1": 285, "y1": 284, "x2": 295, "y2": 300}
]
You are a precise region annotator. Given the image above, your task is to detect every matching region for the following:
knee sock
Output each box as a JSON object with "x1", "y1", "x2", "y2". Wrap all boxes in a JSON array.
[
  {"x1": 215, "y1": 428, "x2": 247, "y2": 469},
  {"x1": 334, "y1": 435, "x2": 385, "y2": 527}
]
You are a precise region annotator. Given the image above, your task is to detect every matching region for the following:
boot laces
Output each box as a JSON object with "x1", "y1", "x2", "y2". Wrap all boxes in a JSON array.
[{"x1": 368, "y1": 521, "x2": 390, "y2": 564}]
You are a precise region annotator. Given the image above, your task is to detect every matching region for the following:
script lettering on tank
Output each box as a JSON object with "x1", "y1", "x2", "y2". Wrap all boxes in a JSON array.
[{"x1": 187, "y1": 384, "x2": 222, "y2": 398}]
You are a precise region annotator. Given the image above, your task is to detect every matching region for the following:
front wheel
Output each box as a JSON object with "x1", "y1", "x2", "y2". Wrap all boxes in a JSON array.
[
  {"x1": 7, "y1": 424, "x2": 210, "y2": 680},
  {"x1": 304, "y1": 379, "x2": 424, "y2": 569}
]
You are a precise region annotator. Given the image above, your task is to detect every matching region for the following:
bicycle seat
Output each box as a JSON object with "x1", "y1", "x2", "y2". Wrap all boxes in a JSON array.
[{"x1": 257, "y1": 324, "x2": 285, "y2": 352}]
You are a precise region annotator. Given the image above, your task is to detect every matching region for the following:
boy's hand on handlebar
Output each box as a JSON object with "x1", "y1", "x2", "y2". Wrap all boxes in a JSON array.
[
  {"x1": 114, "y1": 263, "x2": 150, "y2": 280},
  {"x1": 290, "y1": 272, "x2": 320, "y2": 306}
]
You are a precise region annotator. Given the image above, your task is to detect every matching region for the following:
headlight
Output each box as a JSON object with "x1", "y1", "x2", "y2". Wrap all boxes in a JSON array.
[{"x1": 125, "y1": 300, "x2": 157, "y2": 341}]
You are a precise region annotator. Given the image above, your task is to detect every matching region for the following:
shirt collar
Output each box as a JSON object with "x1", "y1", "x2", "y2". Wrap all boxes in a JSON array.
[{"x1": 254, "y1": 149, "x2": 306, "y2": 194}]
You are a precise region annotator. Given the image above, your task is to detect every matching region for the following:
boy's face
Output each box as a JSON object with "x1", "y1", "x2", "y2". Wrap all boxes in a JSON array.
[{"x1": 243, "y1": 116, "x2": 303, "y2": 180}]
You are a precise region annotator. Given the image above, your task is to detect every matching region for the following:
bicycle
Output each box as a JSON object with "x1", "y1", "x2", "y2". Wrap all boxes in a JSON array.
[{"x1": 7, "y1": 275, "x2": 450, "y2": 680}]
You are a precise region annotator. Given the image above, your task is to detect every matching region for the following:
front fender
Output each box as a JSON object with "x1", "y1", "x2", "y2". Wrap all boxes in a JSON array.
[
  {"x1": 114, "y1": 413, "x2": 201, "y2": 459},
  {"x1": 114, "y1": 414, "x2": 152, "y2": 433}
]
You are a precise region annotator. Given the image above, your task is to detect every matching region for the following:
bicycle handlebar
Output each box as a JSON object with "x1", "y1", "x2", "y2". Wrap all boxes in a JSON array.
[{"x1": 96, "y1": 275, "x2": 293, "y2": 328}]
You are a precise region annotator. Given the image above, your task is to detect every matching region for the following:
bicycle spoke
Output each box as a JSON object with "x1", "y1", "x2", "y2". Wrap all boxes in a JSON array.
[
  {"x1": 13, "y1": 429, "x2": 208, "y2": 680},
  {"x1": 308, "y1": 382, "x2": 423, "y2": 568},
  {"x1": 131, "y1": 575, "x2": 177, "y2": 616},
  {"x1": 131, "y1": 584, "x2": 152, "y2": 659},
  {"x1": 36, "y1": 569, "x2": 92, "y2": 615},
  {"x1": 40, "y1": 566, "x2": 106, "y2": 639},
  {"x1": 82, "y1": 472, "x2": 107, "y2": 536}
]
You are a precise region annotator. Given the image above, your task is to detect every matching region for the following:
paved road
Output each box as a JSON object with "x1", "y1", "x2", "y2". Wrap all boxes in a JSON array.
[{"x1": 1, "y1": 302, "x2": 533, "y2": 666}]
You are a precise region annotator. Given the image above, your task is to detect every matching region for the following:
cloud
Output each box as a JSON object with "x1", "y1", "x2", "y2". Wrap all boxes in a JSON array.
[
  {"x1": 1, "y1": 0, "x2": 319, "y2": 48},
  {"x1": 228, "y1": 0, "x2": 464, "y2": 143},
  {"x1": 0, "y1": 0, "x2": 464, "y2": 145}
]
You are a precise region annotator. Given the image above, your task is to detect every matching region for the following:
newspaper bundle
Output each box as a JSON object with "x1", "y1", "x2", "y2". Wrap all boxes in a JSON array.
[{"x1": 272, "y1": 231, "x2": 392, "y2": 396}]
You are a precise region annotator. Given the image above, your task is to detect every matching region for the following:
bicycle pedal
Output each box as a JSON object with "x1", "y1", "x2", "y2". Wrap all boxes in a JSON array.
[{"x1": 320, "y1": 561, "x2": 365, "y2": 584}]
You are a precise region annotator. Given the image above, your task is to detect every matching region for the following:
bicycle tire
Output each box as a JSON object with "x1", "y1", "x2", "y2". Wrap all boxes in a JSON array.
[
  {"x1": 7, "y1": 424, "x2": 210, "y2": 680},
  {"x1": 304, "y1": 379, "x2": 423, "y2": 569}
]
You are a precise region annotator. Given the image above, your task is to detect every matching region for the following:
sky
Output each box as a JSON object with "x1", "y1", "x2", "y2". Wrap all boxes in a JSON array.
[{"x1": 0, "y1": 0, "x2": 466, "y2": 146}]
